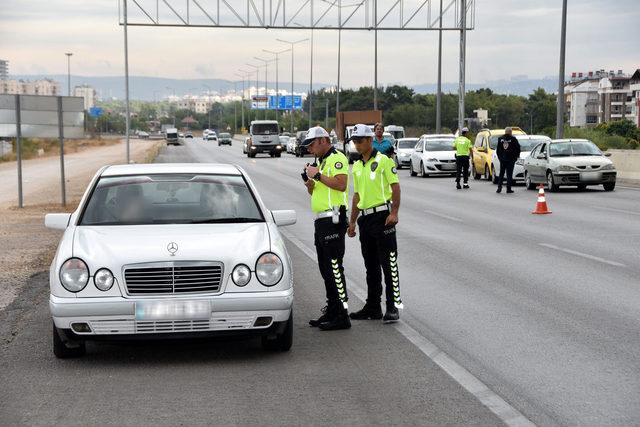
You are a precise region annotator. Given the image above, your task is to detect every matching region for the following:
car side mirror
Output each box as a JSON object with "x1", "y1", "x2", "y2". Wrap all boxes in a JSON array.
[
  {"x1": 604, "y1": 152, "x2": 612, "y2": 157},
  {"x1": 271, "y1": 210, "x2": 297, "y2": 227},
  {"x1": 537, "y1": 154, "x2": 546, "y2": 159},
  {"x1": 45, "y1": 213, "x2": 72, "y2": 230}
]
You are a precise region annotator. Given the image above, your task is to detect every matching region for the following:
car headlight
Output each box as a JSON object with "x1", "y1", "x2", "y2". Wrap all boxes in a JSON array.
[
  {"x1": 94, "y1": 268, "x2": 114, "y2": 291},
  {"x1": 59, "y1": 258, "x2": 89, "y2": 292},
  {"x1": 601, "y1": 163, "x2": 615, "y2": 170},
  {"x1": 232, "y1": 264, "x2": 251, "y2": 287},
  {"x1": 255, "y1": 253, "x2": 283, "y2": 286},
  {"x1": 558, "y1": 165, "x2": 575, "y2": 171},
  {"x1": 516, "y1": 158, "x2": 524, "y2": 165}
]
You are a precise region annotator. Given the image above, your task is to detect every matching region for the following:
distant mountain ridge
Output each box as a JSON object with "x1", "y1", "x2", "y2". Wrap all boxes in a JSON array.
[{"x1": 12, "y1": 74, "x2": 559, "y2": 101}]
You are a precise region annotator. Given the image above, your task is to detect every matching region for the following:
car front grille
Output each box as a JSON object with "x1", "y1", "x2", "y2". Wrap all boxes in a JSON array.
[
  {"x1": 124, "y1": 262, "x2": 223, "y2": 295},
  {"x1": 87, "y1": 315, "x2": 262, "y2": 335}
]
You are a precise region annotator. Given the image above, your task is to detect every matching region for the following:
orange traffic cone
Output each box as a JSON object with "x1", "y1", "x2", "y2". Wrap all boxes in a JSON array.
[{"x1": 532, "y1": 184, "x2": 552, "y2": 214}]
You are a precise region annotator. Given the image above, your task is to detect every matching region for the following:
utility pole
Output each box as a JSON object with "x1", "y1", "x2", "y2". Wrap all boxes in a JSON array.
[
  {"x1": 309, "y1": 29, "x2": 314, "y2": 128},
  {"x1": 235, "y1": 72, "x2": 248, "y2": 131},
  {"x1": 277, "y1": 38, "x2": 309, "y2": 133},
  {"x1": 436, "y1": 0, "x2": 443, "y2": 133},
  {"x1": 374, "y1": 0, "x2": 378, "y2": 110},
  {"x1": 457, "y1": 0, "x2": 467, "y2": 132},
  {"x1": 263, "y1": 48, "x2": 291, "y2": 125},
  {"x1": 246, "y1": 63, "x2": 261, "y2": 118},
  {"x1": 123, "y1": 0, "x2": 131, "y2": 163},
  {"x1": 557, "y1": 0, "x2": 568, "y2": 139},
  {"x1": 325, "y1": 98, "x2": 329, "y2": 129},
  {"x1": 65, "y1": 53, "x2": 72, "y2": 96}
]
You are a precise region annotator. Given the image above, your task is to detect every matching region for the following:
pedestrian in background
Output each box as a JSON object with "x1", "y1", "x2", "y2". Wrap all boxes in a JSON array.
[
  {"x1": 453, "y1": 127, "x2": 472, "y2": 190},
  {"x1": 373, "y1": 123, "x2": 394, "y2": 157},
  {"x1": 496, "y1": 127, "x2": 521, "y2": 194},
  {"x1": 347, "y1": 124, "x2": 403, "y2": 323}
]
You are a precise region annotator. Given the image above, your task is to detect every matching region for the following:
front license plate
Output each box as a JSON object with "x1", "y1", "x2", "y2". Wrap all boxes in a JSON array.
[
  {"x1": 581, "y1": 171, "x2": 602, "y2": 181},
  {"x1": 441, "y1": 164, "x2": 455, "y2": 170},
  {"x1": 135, "y1": 300, "x2": 211, "y2": 320}
]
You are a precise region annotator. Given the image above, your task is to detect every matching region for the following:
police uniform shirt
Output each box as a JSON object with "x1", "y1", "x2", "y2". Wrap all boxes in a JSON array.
[
  {"x1": 352, "y1": 149, "x2": 399, "y2": 210},
  {"x1": 453, "y1": 136, "x2": 472, "y2": 156},
  {"x1": 311, "y1": 148, "x2": 349, "y2": 213}
]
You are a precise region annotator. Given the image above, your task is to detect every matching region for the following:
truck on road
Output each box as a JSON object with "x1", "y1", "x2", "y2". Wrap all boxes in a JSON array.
[
  {"x1": 246, "y1": 120, "x2": 283, "y2": 158},
  {"x1": 336, "y1": 110, "x2": 382, "y2": 163},
  {"x1": 164, "y1": 128, "x2": 179, "y2": 145}
]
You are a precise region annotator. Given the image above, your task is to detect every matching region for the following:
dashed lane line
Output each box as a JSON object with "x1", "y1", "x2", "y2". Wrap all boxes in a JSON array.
[
  {"x1": 423, "y1": 209, "x2": 464, "y2": 223},
  {"x1": 539, "y1": 243, "x2": 626, "y2": 267},
  {"x1": 281, "y1": 228, "x2": 535, "y2": 427}
]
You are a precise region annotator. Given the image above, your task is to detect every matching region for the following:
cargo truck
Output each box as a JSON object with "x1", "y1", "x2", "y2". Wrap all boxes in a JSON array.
[{"x1": 336, "y1": 110, "x2": 382, "y2": 163}]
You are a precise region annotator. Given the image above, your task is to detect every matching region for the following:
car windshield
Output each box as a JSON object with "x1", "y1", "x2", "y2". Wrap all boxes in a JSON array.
[
  {"x1": 280, "y1": 136, "x2": 290, "y2": 142},
  {"x1": 425, "y1": 139, "x2": 455, "y2": 151},
  {"x1": 388, "y1": 130, "x2": 404, "y2": 140},
  {"x1": 219, "y1": 133, "x2": 231, "y2": 138},
  {"x1": 518, "y1": 138, "x2": 549, "y2": 151},
  {"x1": 252, "y1": 123, "x2": 279, "y2": 134},
  {"x1": 398, "y1": 139, "x2": 418, "y2": 149},
  {"x1": 549, "y1": 141, "x2": 601, "y2": 157},
  {"x1": 80, "y1": 174, "x2": 264, "y2": 226}
]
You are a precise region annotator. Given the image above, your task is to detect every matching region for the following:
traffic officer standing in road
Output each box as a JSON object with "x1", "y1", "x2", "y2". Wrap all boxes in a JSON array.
[
  {"x1": 302, "y1": 126, "x2": 352, "y2": 331},
  {"x1": 496, "y1": 127, "x2": 521, "y2": 194},
  {"x1": 373, "y1": 122, "x2": 395, "y2": 156},
  {"x1": 453, "y1": 127, "x2": 473, "y2": 190},
  {"x1": 347, "y1": 124, "x2": 403, "y2": 323}
]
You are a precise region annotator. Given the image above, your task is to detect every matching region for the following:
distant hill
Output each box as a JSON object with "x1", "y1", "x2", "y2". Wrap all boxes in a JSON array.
[{"x1": 12, "y1": 74, "x2": 559, "y2": 101}]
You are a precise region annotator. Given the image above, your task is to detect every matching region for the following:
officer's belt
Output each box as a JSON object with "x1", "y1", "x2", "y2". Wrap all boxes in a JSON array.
[
  {"x1": 315, "y1": 206, "x2": 347, "y2": 219},
  {"x1": 360, "y1": 203, "x2": 390, "y2": 216}
]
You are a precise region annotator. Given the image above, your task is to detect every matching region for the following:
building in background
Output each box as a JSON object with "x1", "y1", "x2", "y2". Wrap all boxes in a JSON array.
[
  {"x1": 565, "y1": 69, "x2": 639, "y2": 128},
  {"x1": 73, "y1": 84, "x2": 97, "y2": 110},
  {"x1": 0, "y1": 78, "x2": 61, "y2": 96},
  {"x1": 0, "y1": 59, "x2": 8, "y2": 80}
]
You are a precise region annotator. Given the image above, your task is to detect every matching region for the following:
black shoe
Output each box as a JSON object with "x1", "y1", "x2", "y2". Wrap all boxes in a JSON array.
[
  {"x1": 349, "y1": 304, "x2": 383, "y2": 320},
  {"x1": 456, "y1": 183, "x2": 462, "y2": 190},
  {"x1": 506, "y1": 189, "x2": 514, "y2": 194},
  {"x1": 496, "y1": 187, "x2": 502, "y2": 193},
  {"x1": 463, "y1": 184, "x2": 469, "y2": 189},
  {"x1": 383, "y1": 306, "x2": 400, "y2": 324},
  {"x1": 319, "y1": 308, "x2": 351, "y2": 331},
  {"x1": 309, "y1": 305, "x2": 331, "y2": 327}
]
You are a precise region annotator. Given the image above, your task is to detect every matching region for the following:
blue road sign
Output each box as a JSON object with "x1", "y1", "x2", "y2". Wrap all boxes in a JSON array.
[
  {"x1": 88, "y1": 107, "x2": 104, "y2": 117},
  {"x1": 268, "y1": 95, "x2": 303, "y2": 110}
]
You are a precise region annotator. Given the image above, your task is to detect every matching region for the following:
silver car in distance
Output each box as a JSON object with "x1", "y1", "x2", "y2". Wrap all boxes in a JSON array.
[{"x1": 45, "y1": 163, "x2": 296, "y2": 358}]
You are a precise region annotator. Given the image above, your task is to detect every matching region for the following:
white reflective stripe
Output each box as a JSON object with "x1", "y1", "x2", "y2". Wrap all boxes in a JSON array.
[{"x1": 538, "y1": 197, "x2": 546, "y2": 202}]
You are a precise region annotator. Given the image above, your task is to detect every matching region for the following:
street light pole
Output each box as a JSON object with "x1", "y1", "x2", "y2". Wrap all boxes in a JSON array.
[
  {"x1": 235, "y1": 72, "x2": 248, "y2": 131},
  {"x1": 457, "y1": 0, "x2": 467, "y2": 131},
  {"x1": 246, "y1": 63, "x2": 261, "y2": 117},
  {"x1": 263, "y1": 48, "x2": 291, "y2": 125},
  {"x1": 436, "y1": 0, "x2": 443, "y2": 133},
  {"x1": 309, "y1": 29, "x2": 314, "y2": 128},
  {"x1": 65, "y1": 53, "x2": 73, "y2": 97},
  {"x1": 557, "y1": 0, "x2": 568, "y2": 139},
  {"x1": 122, "y1": 0, "x2": 131, "y2": 163},
  {"x1": 166, "y1": 86, "x2": 175, "y2": 126},
  {"x1": 254, "y1": 57, "x2": 276, "y2": 120},
  {"x1": 374, "y1": 0, "x2": 378, "y2": 110},
  {"x1": 277, "y1": 38, "x2": 309, "y2": 133}
]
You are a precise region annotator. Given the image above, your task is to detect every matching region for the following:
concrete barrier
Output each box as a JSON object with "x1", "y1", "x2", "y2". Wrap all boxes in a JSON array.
[{"x1": 607, "y1": 149, "x2": 640, "y2": 182}]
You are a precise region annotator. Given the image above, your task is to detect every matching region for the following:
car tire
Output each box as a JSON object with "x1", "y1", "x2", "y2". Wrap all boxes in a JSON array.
[
  {"x1": 53, "y1": 324, "x2": 86, "y2": 359},
  {"x1": 420, "y1": 162, "x2": 428, "y2": 178},
  {"x1": 484, "y1": 165, "x2": 491, "y2": 181},
  {"x1": 525, "y1": 172, "x2": 536, "y2": 190},
  {"x1": 492, "y1": 166, "x2": 499, "y2": 184},
  {"x1": 409, "y1": 162, "x2": 417, "y2": 177},
  {"x1": 577, "y1": 184, "x2": 587, "y2": 191},
  {"x1": 603, "y1": 182, "x2": 616, "y2": 192},
  {"x1": 275, "y1": 152, "x2": 281, "y2": 158},
  {"x1": 472, "y1": 163, "x2": 481, "y2": 180},
  {"x1": 262, "y1": 312, "x2": 293, "y2": 352},
  {"x1": 546, "y1": 171, "x2": 559, "y2": 192}
]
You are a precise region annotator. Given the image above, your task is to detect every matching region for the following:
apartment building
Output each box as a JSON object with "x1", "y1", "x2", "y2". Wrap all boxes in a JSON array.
[
  {"x1": 0, "y1": 59, "x2": 8, "y2": 80},
  {"x1": 0, "y1": 78, "x2": 61, "y2": 96},
  {"x1": 73, "y1": 84, "x2": 97, "y2": 110}
]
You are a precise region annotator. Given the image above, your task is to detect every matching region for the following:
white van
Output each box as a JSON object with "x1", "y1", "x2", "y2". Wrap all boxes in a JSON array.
[
  {"x1": 247, "y1": 120, "x2": 282, "y2": 158},
  {"x1": 385, "y1": 125, "x2": 405, "y2": 140}
]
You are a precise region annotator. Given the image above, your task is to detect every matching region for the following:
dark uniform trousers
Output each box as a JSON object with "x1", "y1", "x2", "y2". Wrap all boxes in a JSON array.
[
  {"x1": 357, "y1": 210, "x2": 402, "y2": 308},
  {"x1": 455, "y1": 155, "x2": 470, "y2": 184},
  {"x1": 498, "y1": 160, "x2": 516, "y2": 189},
  {"x1": 313, "y1": 208, "x2": 348, "y2": 306}
]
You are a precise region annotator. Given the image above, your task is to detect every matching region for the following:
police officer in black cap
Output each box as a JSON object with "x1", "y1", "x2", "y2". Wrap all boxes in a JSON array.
[{"x1": 301, "y1": 126, "x2": 351, "y2": 331}]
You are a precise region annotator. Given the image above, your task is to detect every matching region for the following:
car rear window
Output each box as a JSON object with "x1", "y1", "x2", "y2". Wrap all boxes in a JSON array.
[
  {"x1": 80, "y1": 174, "x2": 264, "y2": 225},
  {"x1": 425, "y1": 139, "x2": 455, "y2": 151}
]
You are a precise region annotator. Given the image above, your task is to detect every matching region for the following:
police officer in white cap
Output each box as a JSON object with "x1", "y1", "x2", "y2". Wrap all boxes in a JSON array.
[
  {"x1": 301, "y1": 126, "x2": 351, "y2": 331},
  {"x1": 347, "y1": 124, "x2": 403, "y2": 323}
]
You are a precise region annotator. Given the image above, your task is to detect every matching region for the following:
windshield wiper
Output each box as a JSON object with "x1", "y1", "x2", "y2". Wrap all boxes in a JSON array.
[
  {"x1": 573, "y1": 153, "x2": 599, "y2": 156},
  {"x1": 550, "y1": 154, "x2": 570, "y2": 157},
  {"x1": 190, "y1": 217, "x2": 262, "y2": 224}
]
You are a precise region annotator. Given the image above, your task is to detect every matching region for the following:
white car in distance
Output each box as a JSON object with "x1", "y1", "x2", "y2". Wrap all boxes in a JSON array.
[
  {"x1": 491, "y1": 135, "x2": 552, "y2": 184},
  {"x1": 45, "y1": 163, "x2": 296, "y2": 358},
  {"x1": 394, "y1": 138, "x2": 419, "y2": 168},
  {"x1": 409, "y1": 137, "x2": 457, "y2": 177}
]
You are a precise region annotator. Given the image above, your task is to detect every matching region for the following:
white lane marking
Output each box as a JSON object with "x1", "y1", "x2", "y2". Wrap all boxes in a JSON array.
[
  {"x1": 281, "y1": 229, "x2": 535, "y2": 427},
  {"x1": 592, "y1": 206, "x2": 640, "y2": 216},
  {"x1": 538, "y1": 243, "x2": 626, "y2": 267},
  {"x1": 423, "y1": 209, "x2": 463, "y2": 223}
]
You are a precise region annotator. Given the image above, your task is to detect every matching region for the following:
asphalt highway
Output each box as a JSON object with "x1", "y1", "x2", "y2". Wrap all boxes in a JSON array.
[
  {"x1": 156, "y1": 138, "x2": 640, "y2": 425},
  {"x1": 2, "y1": 138, "x2": 638, "y2": 426}
]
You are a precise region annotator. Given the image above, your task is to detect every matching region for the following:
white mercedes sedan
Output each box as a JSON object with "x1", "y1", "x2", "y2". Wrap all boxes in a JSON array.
[{"x1": 45, "y1": 163, "x2": 296, "y2": 358}]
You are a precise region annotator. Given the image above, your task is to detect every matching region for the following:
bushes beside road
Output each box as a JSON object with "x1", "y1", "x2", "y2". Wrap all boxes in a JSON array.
[{"x1": 0, "y1": 137, "x2": 121, "y2": 163}]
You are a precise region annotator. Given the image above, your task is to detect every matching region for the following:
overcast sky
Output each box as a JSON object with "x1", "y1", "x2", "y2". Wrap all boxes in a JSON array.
[{"x1": 1, "y1": 0, "x2": 638, "y2": 87}]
